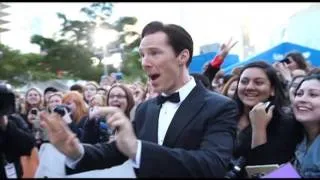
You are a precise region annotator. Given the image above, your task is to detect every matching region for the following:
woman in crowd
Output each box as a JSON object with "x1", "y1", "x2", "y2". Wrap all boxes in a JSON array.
[
  {"x1": 221, "y1": 75, "x2": 238, "y2": 99},
  {"x1": 81, "y1": 94, "x2": 111, "y2": 144},
  {"x1": 21, "y1": 87, "x2": 43, "y2": 121},
  {"x1": 43, "y1": 87, "x2": 58, "y2": 112},
  {"x1": 82, "y1": 83, "x2": 135, "y2": 144},
  {"x1": 273, "y1": 52, "x2": 309, "y2": 89},
  {"x1": 83, "y1": 81, "x2": 99, "y2": 105},
  {"x1": 228, "y1": 61, "x2": 303, "y2": 177},
  {"x1": 288, "y1": 75, "x2": 306, "y2": 104},
  {"x1": 106, "y1": 83, "x2": 135, "y2": 118},
  {"x1": 128, "y1": 82, "x2": 147, "y2": 119},
  {"x1": 292, "y1": 74, "x2": 320, "y2": 178},
  {"x1": 128, "y1": 82, "x2": 147, "y2": 106},
  {"x1": 62, "y1": 91, "x2": 88, "y2": 138},
  {"x1": 47, "y1": 92, "x2": 64, "y2": 113},
  {"x1": 97, "y1": 87, "x2": 108, "y2": 97},
  {"x1": 20, "y1": 87, "x2": 46, "y2": 148},
  {"x1": 283, "y1": 52, "x2": 309, "y2": 72}
]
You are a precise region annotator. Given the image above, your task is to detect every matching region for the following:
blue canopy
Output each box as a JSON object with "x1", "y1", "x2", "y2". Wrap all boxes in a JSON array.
[
  {"x1": 188, "y1": 52, "x2": 239, "y2": 73},
  {"x1": 223, "y1": 42, "x2": 320, "y2": 74}
]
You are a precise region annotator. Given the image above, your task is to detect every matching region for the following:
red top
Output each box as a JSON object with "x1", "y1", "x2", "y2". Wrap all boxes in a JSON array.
[{"x1": 210, "y1": 54, "x2": 224, "y2": 68}]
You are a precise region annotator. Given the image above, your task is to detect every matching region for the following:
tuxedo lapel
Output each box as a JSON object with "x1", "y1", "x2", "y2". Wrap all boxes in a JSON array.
[
  {"x1": 163, "y1": 84, "x2": 206, "y2": 147},
  {"x1": 138, "y1": 100, "x2": 161, "y2": 143}
]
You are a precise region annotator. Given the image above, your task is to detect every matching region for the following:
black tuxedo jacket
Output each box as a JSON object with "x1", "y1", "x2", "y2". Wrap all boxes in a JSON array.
[{"x1": 67, "y1": 83, "x2": 238, "y2": 177}]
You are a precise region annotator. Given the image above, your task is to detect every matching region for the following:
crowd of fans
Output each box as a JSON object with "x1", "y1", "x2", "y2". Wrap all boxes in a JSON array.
[{"x1": 1, "y1": 26, "x2": 320, "y2": 178}]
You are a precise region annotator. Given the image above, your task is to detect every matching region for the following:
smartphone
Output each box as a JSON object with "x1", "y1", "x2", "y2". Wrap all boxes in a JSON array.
[
  {"x1": 264, "y1": 101, "x2": 274, "y2": 112},
  {"x1": 245, "y1": 164, "x2": 279, "y2": 178}
]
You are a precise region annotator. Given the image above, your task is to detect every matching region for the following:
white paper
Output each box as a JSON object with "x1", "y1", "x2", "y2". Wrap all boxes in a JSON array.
[
  {"x1": 5, "y1": 163, "x2": 17, "y2": 178},
  {"x1": 35, "y1": 143, "x2": 136, "y2": 178},
  {"x1": 34, "y1": 143, "x2": 66, "y2": 178},
  {"x1": 65, "y1": 160, "x2": 136, "y2": 178}
]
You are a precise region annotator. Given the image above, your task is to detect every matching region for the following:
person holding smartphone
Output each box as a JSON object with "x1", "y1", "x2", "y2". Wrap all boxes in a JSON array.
[{"x1": 228, "y1": 61, "x2": 303, "y2": 178}]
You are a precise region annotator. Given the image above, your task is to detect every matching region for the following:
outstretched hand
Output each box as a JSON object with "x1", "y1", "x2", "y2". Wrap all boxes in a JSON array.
[{"x1": 40, "y1": 111, "x2": 83, "y2": 160}]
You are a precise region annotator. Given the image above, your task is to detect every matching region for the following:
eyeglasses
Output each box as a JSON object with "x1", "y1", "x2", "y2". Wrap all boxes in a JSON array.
[{"x1": 109, "y1": 94, "x2": 127, "y2": 99}]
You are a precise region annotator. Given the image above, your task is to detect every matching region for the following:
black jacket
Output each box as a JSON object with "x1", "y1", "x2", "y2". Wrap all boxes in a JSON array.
[
  {"x1": 231, "y1": 110, "x2": 303, "y2": 177},
  {"x1": 66, "y1": 83, "x2": 238, "y2": 177},
  {"x1": 80, "y1": 116, "x2": 112, "y2": 144},
  {"x1": 0, "y1": 114, "x2": 36, "y2": 178}
]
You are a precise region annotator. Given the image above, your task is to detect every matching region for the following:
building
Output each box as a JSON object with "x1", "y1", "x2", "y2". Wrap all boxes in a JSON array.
[
  {"x1": 199, "y1": 43, "x2": 220, "y2": 54},
  {"x1": 0, "y1": 3, "x2": 10, "y2": 42},
  {"x1": 270, "y1": 4, "x2": 319, "y2": 50}
]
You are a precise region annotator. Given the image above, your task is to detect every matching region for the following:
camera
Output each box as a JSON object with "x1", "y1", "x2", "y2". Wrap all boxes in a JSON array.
[
  {"x1": 97, "y1": 117, "x2": 112, "y2": 142},
  {"x1": 224, "y1": 156, "x2": 247, "y2": 178},
  {"x1": 30, "y1": 108, "x2": 38, "y2": 115},
  {"x1": 280, "y1": 58, "x2": 290, "y2": 64},
  {"x1": 0, "y1": 84, "x2": 15, "y2": 116},
  {"x1": 53, "y1": 105, "x2": 71, "y2": 117}
]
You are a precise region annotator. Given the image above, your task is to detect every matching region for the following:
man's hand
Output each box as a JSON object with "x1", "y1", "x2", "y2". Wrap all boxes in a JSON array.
[
  {"x1": 89, "y1": 106, "x2": 106, "y2": 120},
  {"x1": 103, "y1": 107, "x2": 138, "y2": 159},
  {"x1": 40, "y1": 111, "x2": 82, "y2": 160}
]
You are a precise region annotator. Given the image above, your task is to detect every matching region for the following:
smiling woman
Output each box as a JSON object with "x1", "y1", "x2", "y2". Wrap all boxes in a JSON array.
[
  {"x1": 292, "y1": 74, "x2": 320, "y2": 178},
  {"x1": 228, "y1": 61, "x2": 303, "y2": 178},
  {"x1": 106, "y1": 83, "x2": 134, "y2": 118}
]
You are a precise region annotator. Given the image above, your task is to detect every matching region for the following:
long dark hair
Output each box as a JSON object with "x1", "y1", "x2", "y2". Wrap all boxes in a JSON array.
[
  {"x1": 234, "y1": 61, "x2": 289, "y2": 118},
  {"x1": 295, "y1": 74, "x2": 320, "y2": 95},
  {"x1": 106, "y1": 83, "x2": 135, "y2": 118}
]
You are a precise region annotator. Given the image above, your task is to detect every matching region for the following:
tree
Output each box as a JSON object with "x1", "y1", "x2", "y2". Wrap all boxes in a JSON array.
[
  {"x1": 56, "y1": 3, "x2": 144, "y2": 83},
  {"x1": 0, "y1": 43, "x2": 56, "y2": 86},
  {"x1": 30, "y1": 34, "x2": 105, "y2": 82}
]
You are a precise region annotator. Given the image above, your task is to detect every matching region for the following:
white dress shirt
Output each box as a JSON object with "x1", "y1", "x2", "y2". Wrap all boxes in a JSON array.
[
  {"x1": 132, "y1": 77, "x2": 196, "y2": 168},
  {"x1": 66, "y1": 77, "x2": 197, "y2": 170}
]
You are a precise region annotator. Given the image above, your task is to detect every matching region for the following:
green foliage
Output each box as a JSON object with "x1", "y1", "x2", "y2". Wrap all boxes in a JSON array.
[
  {"x1": 0, "y1": 44, "x2": 56, "y2": 86},
  {"x1": 1, "y1": 2, "x2": 145, "y2": 86}
]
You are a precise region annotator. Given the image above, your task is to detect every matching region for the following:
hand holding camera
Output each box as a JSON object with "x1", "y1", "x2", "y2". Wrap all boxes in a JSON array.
[
  {"x1": 53, "y1": 105, "x2": 72, "y2": 124},
  {"x1": 273, "y1": 61, "x2": 292, "y2": 82}
]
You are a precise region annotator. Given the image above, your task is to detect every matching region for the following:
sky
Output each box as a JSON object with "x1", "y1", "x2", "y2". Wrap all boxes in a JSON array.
[{"x1": 0, "y1": 2, "x2": 313, "y2": 60}]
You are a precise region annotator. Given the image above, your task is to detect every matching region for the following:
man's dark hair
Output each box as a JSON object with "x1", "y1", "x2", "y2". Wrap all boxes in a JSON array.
[
  {"x1": 70, "y1": 84, "x2": 84, "y2": 94},
  {"x1": 141, "y1": 21, "x2": 194, "y2": 67},
  {"x1": 44, "y1": 87, "x2": 58, "y2": 95}
]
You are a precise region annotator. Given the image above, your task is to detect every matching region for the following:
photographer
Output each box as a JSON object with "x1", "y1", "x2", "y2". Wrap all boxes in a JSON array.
[
  {"x1": 0, "y1": 84, "x2": 36, "y2": 178},
  {"x1": 26, "y1": 108, "x2": 48, "y2": 149}
]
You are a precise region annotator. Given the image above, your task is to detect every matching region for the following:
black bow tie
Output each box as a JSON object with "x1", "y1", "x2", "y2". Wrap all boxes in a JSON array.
[{"x1": 157, "y1": 92, "x2": 180, "y2": 105}]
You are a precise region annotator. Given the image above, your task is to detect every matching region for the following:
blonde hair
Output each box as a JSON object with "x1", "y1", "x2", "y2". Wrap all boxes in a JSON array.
[
  {"x1": 90, "y1": 94, "x2": 107, "y2": 107},
  {"x1": 22, "y1": 87, "x2": 43, "y2": 114},
  {"x1": 48, "y1": 92, "x2": 64, "y2": 102},
  {"x1": 85, "y1": 81, "x2": 100, "y2": 89}
]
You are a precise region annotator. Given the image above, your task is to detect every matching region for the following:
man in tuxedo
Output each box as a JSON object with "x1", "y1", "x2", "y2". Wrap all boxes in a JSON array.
[{"x1": 40, "y1": 21, "x2": 238, "y2": 177}]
